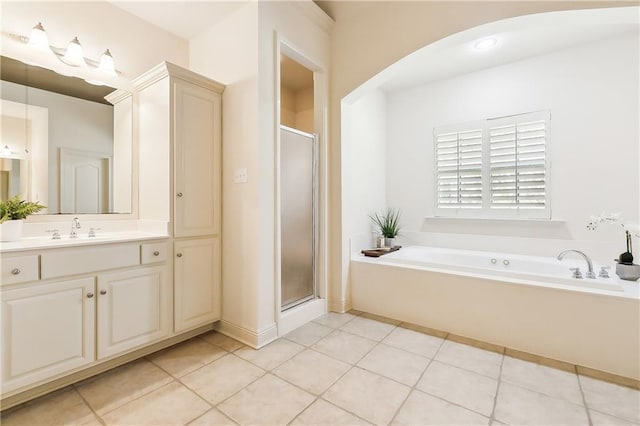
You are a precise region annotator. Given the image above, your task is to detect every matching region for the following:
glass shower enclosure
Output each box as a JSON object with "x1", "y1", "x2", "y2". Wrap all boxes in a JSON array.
[{"x1": 280, "y1": 125, "x2": 318, "y2": 311}]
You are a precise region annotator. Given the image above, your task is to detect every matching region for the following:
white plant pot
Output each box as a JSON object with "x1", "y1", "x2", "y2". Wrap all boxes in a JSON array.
[
  {"x1": 385, "y1": 237, "x2": 396, "y2": 248},
  {"x1": 0, "y1": 220, "x2": 24, "y2": 242}
]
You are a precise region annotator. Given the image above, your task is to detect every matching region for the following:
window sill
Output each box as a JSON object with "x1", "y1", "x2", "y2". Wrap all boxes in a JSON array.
[{"x1": 425, "y1": 216, "x2": 566, "y2": 224}]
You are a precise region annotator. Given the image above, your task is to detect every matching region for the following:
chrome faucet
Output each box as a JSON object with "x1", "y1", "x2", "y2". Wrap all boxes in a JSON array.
[
  {"x1": 70, "y1": 217, "x2": 81, "y2": 239},
  {"x1": 557, "y1": 249, "x2": 596, "y2": 279}
]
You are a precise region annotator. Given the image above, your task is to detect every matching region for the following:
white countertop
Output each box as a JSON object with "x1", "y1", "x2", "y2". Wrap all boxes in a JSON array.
[{"x1": 0, "y1": 231, "x2": 169, "y2": 253}]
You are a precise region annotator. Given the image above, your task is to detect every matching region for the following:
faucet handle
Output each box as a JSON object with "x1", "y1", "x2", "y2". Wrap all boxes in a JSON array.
[
  {"x1": 88, "y1": 227, "x2": 101, "y2": 238},
  {"x1": 598, "y1": 266, "x2": 611, "y2": 278},
  {"x1": 569, "y1": 267, "x2": 583, "y2": 279},
  {"x1": 46, "y1": 229, "x2": 61, "y2": 240}
]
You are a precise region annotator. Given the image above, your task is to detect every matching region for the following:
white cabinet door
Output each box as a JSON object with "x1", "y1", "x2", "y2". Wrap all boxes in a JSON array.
[
  {"x1": 1, "y1": 278, "x2": 95, "y2": 393},
  {"x1": 174, "y1": 238, "x2": 220, "y2": 332},
  {"x1": 97, "y1": 266, "x2": 171, "y2": 359},
  {"x1": 173, "y1": 78, "x2": 221, "y2": 238}
]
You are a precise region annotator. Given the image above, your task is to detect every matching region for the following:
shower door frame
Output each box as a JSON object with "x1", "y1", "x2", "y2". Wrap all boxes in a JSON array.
[{"x1": 279, "y1": 125, "x2": 319, "y2": 312}]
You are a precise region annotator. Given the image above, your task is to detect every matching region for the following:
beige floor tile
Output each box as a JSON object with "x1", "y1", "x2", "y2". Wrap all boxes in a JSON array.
[
  {"x1": 357, "y1": 343, "x2": 430, "y2": 386},
  {"x1": 312, "y1": 330, "x2": 377, "y2": 364},
  {"x1": 291, "y1": 399, "x2": 371, "y2": 425},
  {"x1": 234, "y1": 338, "x2": 304, "y2": 370},
  {"x1": 75, "y1": 358, "x2": 173, "y2": 415},
  {"x1": 382, "y1": 326, "x2": 444, "y2": 358},
  {"x1": 181, "y1": 353, "x2": 264, "y2": 405},
  {"x1": 340, "y1": 316, "x2": 396, "y2": 341},
  {"x1": 435, "y1": 340, "x2": 503, "y2": 378},
  {"x1": 1, "y1": 387, "x2": 100, "y2": 426},
  {"x1": 590, "y1": 409, "x2": 638, "y2": 425},
  {"x1": 417, "y1": 360, "x2": 498, "y2": 416},
  {"x1": 392, "y1": 390, "x2": 490, "y2": 425},
  {"x1": 199, "y1": 331, "x2": 245, "y2": 352},
  {"x1": 274, "y1": 349, "x2": 351, "y2": 394},
  {"x1": 189, "y1": 408, "x2": 237, "y2": 425},
  {"x1": 218, "y1": 374, "x2": 314, "y2": 425},
  {"x1": 495, "y1": 382, "x2": 589, "y2": 425},
  {"x1": 285, "y1": 321, "x2": 334, "y2": 346},
  {"x1": 102, "y1": 381, "x2": 209, "y2": 425},
  {"x1": 148, "y1": 337, "x2": 226, "y2": 377},
  {"x1": 324, "y1": 367, "x2": 410, "y2": 425},
  {"x1": 501, "y1": 356, "x2": 583, "y2": 405},
  {"x1": 313, "y1": 312, "x2": 357, "y2": 328},
  {"x1": 580, "y1": 375, "x2": 640, "y2": 423}
]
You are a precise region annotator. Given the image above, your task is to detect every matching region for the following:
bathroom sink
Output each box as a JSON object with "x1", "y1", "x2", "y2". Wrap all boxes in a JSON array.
[{"x1": 0, "y1": 232, "x2": 168, "y2": 252}]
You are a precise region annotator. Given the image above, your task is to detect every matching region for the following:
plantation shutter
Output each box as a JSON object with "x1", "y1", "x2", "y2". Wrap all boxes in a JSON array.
[
  {"x1": 488, "y1": 111, "x2": 550, "y2": 217},
  {"x1": 435, "y1": 126, "x2": 483, "y2": 212}
]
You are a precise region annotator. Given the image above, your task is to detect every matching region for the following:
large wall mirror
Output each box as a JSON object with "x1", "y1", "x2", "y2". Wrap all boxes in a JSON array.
[{"x1": 0, "y1": 56, "x2": 132, "y2": 214}]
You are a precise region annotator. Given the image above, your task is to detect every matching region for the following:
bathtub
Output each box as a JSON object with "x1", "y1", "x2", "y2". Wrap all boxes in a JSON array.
[{"x1": 350, "y1": 245, "x2": 640, "y2": 380}]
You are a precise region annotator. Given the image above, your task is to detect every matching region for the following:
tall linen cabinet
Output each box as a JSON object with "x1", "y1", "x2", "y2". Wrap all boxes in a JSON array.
[{"x1": 134, "y1": 62, "x2": 224, "y2": 332}]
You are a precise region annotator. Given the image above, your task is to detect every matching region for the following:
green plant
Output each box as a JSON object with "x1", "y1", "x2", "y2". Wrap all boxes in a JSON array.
[
  {"x1": 0, "y1": 196, "x2": 46, "y2": 224},
  {"x1": 370, "y1": 208, "x2": 401, "y2": 238}
]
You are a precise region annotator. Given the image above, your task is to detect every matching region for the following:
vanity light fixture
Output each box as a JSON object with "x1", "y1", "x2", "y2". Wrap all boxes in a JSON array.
[
  {"x1": 24, "y1": 22, "x2": 118, "y2": 75},
  {"x1": 474, "y1": 37, "x2": 498, "y2": 51},
  {"x1": 1, "y1": 145, "x2": 11, "y2": 156},
  {"x1": 60, "y1": 36, "x2": 86, "y2": 67}
]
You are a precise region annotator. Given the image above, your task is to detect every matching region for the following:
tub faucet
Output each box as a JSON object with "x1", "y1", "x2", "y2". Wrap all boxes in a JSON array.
[
  {"x1": 557, "y1": 250, "x2": 595, "y2": 279},
  {"x1": 70, "y1": 217, "x2": 81, "y2": 239}
]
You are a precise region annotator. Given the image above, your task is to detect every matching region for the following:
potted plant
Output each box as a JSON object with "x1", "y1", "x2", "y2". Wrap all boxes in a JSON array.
[
  {"x1": 0, "y1": 196, "x2": 46, "y2": 242},
  {"x1": 370, "y1": 208, "x2": 401, "y2": 248}
]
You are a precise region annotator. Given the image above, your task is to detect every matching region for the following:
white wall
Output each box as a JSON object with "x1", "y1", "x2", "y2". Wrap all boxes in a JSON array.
[
  {"x1": 384, "y1": 33, "x2": 639, "y2": 263},
  {"x1": 343, "y1": 89, "x2": 387, "y2": 252}
]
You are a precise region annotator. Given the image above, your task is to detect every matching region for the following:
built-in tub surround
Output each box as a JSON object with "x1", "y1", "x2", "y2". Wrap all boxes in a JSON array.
[{"x1": 350, "y1": 246, "x2": 640, "y2": 380}]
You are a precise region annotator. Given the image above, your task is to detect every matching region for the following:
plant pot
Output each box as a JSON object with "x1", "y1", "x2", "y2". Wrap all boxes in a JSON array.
[
  {"x1": 616, "y1": 263, "x2": 640, "y2": 281},
  {"x1": 0, "y1": 220, "x2": 24, "y2": 242},
  {"x1": 385, "y1": 237, "x2": 396, "y2": 248}
]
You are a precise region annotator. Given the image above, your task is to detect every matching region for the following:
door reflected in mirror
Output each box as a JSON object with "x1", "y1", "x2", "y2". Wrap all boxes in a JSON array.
[{"x1": 0, "y1": 56, "x2": 132, "y2": 214}]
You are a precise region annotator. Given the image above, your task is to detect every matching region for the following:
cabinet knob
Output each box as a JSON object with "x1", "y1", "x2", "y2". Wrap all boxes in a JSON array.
[
  {"x1": 177, "y1": 192, "x2": 183, "y2": 198},
  {"x1": 10, "y1": 268, "x2": 20, "y2": 275},
  {"x1": 100, "y1": 289, "x2": 107, "y2": 295},
  {"x1": 87, "y1": 292, "x2": 94, "y2": 298},
  {"x1": 153, "y1": 251, "x2": 160, "y2": 256},
  {"x1": 176, "y1": 253, "x2": 183, "y2": 258}
]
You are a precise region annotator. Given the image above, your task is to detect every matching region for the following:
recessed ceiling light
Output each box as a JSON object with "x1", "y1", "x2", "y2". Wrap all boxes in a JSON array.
[{"x1": 474, "y1": 37, "x2": 498, "y2": 51}]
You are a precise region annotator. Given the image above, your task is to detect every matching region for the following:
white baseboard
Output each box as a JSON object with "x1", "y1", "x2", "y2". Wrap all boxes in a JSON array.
[{"x1": 214, "y1": 320, "x2": 278, "y2": 349}]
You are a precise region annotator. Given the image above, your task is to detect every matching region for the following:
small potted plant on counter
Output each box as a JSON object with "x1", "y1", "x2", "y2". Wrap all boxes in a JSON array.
[
  {"x1": 587, "y1": 212, "x2": 640, "y2": 281},
  {"x1": 0, "y1": 196, "x2": 46, "y2": 242},
  {"x1": 370, "y1": 208, "x2": 401, "y2": 248}
]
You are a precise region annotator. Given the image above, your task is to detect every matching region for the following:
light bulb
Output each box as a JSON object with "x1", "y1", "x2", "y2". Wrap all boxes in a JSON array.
[
  {"x1": 28, "y1": 22, "x2": 49, "y2": 50},
  {"x1": 2, "y1": 145, "x2": 11, "y2": 155},
  {"x1": 61, "y1": 36, "x2": 86, "y2": 66},
  {"x1": 98, "y1": 49, "x2": 117, "y2": 76}
]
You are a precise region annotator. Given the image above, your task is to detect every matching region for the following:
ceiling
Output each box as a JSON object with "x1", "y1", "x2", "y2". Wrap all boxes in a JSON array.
[
  {"x1": 109, "y1": 1, "x2": 249, "y2": 40},
  {"x1": 1, "y1": 56, "x2": 115, "y2": 105}
]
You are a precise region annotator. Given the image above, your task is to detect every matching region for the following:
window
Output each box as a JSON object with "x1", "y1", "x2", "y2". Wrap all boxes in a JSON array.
[{"x1": 434, "y1": 111, "x2": 550, "y2": 219}]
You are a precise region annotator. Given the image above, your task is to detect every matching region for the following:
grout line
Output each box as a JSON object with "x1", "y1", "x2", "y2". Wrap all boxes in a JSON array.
[
  {"x1": 576, "y1": 369, "x2": 594, "y2": 426},
  {"x1": 185, "y1": 406, "x2": 238, "y2": 426},
  {"x1": 71, "y1": 385, "x2": 107, "y2": 426},
  {"x1": 387, "y1": 336, "x2": 446, "y2": 424},
  {"x1": 488, "y1": 350, "x2": 506, "y2": 425}
]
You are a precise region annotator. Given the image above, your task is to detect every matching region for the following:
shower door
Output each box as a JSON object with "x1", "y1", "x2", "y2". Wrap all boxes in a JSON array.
[{"x1": 280, "y1": 126, "x2": 317, "y2": 311}]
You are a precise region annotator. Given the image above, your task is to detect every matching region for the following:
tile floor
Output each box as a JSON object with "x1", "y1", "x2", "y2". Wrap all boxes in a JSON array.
[{"x1": 2, "y1": 311, "x2": 639, "y2": 425}]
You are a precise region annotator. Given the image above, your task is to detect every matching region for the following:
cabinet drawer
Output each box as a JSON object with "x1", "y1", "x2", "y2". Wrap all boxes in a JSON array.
[
  {"x1": 1, "y1": 255, "x2": 39, "y2": 285},
  {"x1": 41, "y1": 244, "x2": 140, "y2": 280},
  {"x1": 141, "y1": 242, "x2": 168, "y2": 265}
]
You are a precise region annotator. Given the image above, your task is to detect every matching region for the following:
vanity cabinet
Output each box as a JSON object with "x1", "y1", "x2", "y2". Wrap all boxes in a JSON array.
[
  {"x1": 136, "y1": 62, "x2": 224, "y2": 333},
  {"x1": 1, "y1": 277, "x2": 95, "y2": 394},
  {"x1": 0, "y1": 240, "x2": 171, "y2": 396},
  {"x1": 174, "y1": 238, "x2": 221, "y2": 332}
]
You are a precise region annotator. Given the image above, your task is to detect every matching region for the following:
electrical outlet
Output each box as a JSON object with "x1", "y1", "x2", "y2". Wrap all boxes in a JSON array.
[{"x1": 234, "y1": 168, "x2": 248, "y2": 184}]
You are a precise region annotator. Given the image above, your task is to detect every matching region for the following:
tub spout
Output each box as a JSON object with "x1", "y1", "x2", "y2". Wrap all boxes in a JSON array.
[{"x1": 558, "y1": 250, "x2": 596, "y2": 279}]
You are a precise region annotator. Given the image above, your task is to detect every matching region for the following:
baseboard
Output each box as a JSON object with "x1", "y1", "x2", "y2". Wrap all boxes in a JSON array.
[
  {"x1": 279, "y1": 299, "x2": 326, "y2": 335},
  {"x1": 214, "y1": 320, "x2": 278, "y2": 349}
]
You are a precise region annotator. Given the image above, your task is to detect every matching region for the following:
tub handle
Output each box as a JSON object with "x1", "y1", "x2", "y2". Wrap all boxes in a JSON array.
[
  {"x1": 598, "y1": 266, "x2": 610, "y2": 278},
  {"x1": 503, "y1": 259, "x2": 510, "y2": 266},
  {"x1": 491, "y1": 258, "x2": 497, "y2": 264},
  {"x1": 570, "y1": 267, "x2": 583, "y2": 279}
]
